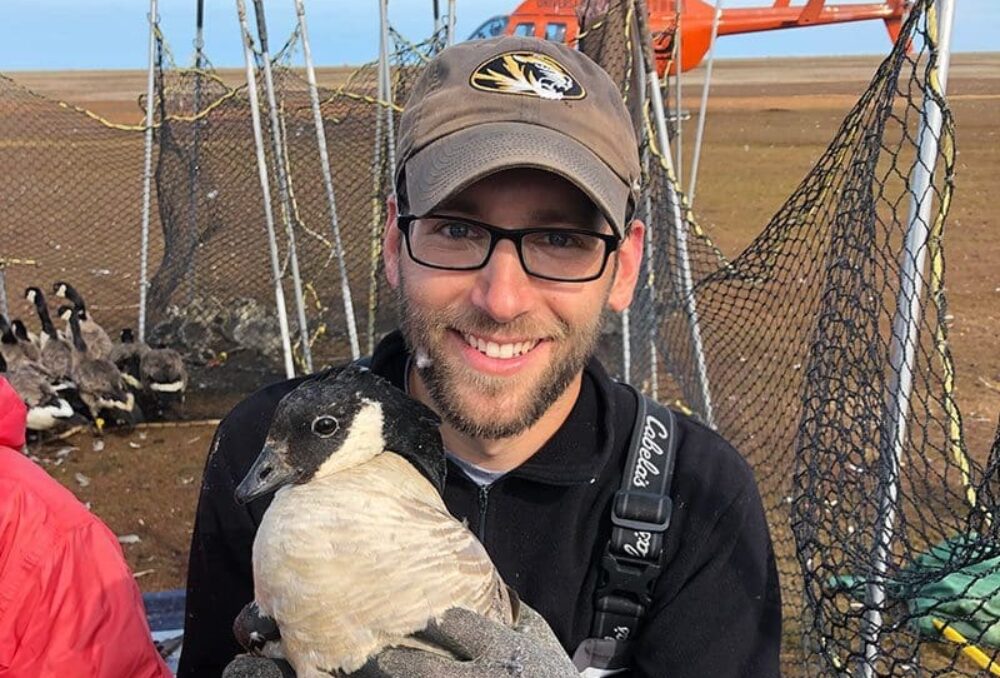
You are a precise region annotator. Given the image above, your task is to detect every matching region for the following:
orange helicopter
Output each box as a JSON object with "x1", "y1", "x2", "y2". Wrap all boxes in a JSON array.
[{"x1": 468, "y1": 0, "x2": 911, "y2": 75}]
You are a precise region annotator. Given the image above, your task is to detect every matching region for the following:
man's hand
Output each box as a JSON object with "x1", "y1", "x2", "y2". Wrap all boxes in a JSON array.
[
  {"x1": 350, "y1": 603, "x2": 580, "y2": 678},
  {"x1": 223, "y1": 601, "x2": 295, "y2": 678},
  {"x1": 222, "y1": 655, "x2": 296, "y2": 678}
]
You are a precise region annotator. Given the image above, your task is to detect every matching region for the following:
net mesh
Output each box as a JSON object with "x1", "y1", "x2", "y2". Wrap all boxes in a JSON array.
[
  {"x1": 579, "y1": 0, "x2": 1000, "y2": 675},
  {"x1": 1, "y1": 1, "x2": 998, "y2": 674}
]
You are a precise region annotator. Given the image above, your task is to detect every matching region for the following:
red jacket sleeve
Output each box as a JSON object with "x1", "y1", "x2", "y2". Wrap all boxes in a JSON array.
[
  {"x1": 0, "y1": 428, "x2": 172, "y2": 678},
  {"x1": 0, "y1": 512, "x2": 172, "y2": 678}
]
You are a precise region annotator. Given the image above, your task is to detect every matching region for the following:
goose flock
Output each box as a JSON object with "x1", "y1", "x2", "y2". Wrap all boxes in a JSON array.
[{"x1": 0, "y1": 282, "x2": 188, "y2": 439}]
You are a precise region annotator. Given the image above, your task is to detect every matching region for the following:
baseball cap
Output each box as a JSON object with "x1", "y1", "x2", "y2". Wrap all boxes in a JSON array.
[{"x1": 395, "y1": 36, "x2": 642, "y2": 237}]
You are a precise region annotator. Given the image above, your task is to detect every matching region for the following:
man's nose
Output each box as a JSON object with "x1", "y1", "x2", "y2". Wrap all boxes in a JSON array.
[{"x1": 470, "y1": 239, "x2": 535, "y2": 323}]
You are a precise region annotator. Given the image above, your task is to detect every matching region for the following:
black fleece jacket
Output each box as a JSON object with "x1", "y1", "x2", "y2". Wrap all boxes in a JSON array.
[{"x1": 177, "y1": 331, "x2": 782, "y2": 677}]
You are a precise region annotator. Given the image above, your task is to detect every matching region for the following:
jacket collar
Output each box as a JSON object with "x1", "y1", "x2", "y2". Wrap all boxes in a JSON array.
[{"x1": 369, "y1": 331, "x2": 618, "y2": 486}]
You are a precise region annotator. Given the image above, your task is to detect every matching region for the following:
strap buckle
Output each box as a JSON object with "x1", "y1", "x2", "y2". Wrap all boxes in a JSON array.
[
  {"x1": 597, "y1": 546, "x2": 663, "y2": 612},
  {"x1": 610, "y1": 489, "x2": 673, "y2": 533}
]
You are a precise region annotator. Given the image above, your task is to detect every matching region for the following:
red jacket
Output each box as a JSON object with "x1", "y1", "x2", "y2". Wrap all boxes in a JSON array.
[{"x1": 0, "y1": 377, "x2": 172, "y2": 678}]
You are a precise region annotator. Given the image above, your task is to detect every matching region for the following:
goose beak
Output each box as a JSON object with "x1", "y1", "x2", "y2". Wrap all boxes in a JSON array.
[{"x1": 235, "y1": 443, "x2": 297, "y2": 504}]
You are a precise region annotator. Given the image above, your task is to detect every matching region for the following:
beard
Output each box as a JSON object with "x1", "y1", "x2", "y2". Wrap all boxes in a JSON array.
[{"x1": 396, "y1": 277, "x2": 608, "y2": 440}]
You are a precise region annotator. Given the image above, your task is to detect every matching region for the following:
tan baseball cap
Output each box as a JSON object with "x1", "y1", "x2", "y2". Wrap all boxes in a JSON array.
[{"x1": 396, "y1": 36, "x2": 642, "y2": 237}]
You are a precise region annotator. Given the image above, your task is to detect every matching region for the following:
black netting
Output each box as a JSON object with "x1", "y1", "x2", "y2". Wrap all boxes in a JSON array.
[
  {"x1": 579, "y1": 0, "x2": 999, "y2": 675},
  {"x1": 2, "y1": 1, "x2": 997, "y2": 674}
]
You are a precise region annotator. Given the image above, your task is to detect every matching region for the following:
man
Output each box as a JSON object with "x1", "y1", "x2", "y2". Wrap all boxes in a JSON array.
[
  {"x1": 0, "y1": 376, "x2": 172, "y2": 678},
  {"x1": 178, "y1": 36, "x2": 781, "y2": 677}
]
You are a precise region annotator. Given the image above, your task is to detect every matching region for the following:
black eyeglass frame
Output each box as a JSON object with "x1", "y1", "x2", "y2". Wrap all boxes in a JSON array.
[{"x1": 396, "y1": 214, "x2": 622, "y2": 283}]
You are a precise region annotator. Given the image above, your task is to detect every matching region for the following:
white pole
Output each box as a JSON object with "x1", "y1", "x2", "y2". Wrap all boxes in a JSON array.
[
  {"x1": 688, "y1": 0, "x2": 722, "y2": 206},
  {"x1": 673, "y1": 0, "x2": 683, "y2": 190},
  {"x1": 637, "y1": 0, "x2": 714, "y2": 426},
  {"x1": 0, "y1": 266, "x2": 8, "y2": 319},
  {"x1": 860, "y1": 1, "x2": 957, "y2": 675},
  {"x1": 447, "y1": 0, "x2": 457, "y2": 46},
  {"x1": 367, "y1": 36, "x2": 388, "y2": 356},
  {"x1": 251, "y1": 0, "x2": 314, "y2": 372},
  {"x1": 138, "y1": 0, "x2": 158, "y2": 342},
  {"x1": 293, "y1": 0, "x2": 361, "y2": 360},
  {"x1": 379, "y1": 0, "x2": 398, "y2": 183},
  {"x1": 236, "y1": 0, "x2": 295, "y2": 378}
]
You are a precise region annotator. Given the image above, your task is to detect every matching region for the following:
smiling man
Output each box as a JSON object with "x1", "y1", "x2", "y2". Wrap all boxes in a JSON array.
[{"x1": 178, "y1": 36, "x2": 781, "y2": 678}]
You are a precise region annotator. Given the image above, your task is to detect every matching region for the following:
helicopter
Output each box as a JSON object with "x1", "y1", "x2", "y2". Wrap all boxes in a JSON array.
[{"x1": 468, "y1": 0, "x2": 911, "y2": 75}]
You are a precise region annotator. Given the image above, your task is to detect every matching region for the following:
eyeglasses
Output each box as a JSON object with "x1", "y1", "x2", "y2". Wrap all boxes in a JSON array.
[{"x1": 396, "y1": 214, "x2": 620, "y2": 283}]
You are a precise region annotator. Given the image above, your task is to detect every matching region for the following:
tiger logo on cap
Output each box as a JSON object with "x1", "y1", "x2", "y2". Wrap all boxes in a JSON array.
[{"x1": 470, "y1": 51, "x2": 585, "y2": 101}]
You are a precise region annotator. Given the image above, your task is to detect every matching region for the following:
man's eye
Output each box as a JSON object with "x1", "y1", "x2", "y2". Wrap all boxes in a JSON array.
[
  {"x1": 543, "y1": 231, "x2": 580, "y2": 248},
  {"x1": 444, "y1": 222, "x2": 471, "y2": 239}
]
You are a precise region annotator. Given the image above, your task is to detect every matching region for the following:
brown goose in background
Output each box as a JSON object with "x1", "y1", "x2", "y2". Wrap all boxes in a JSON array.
[
  {"x1": 110, "y1": 328, "x2": 144, "y2": 390},
  {"x1": 25, "y1": 286, "x2": 74, "y2": 382},
  {"x1": 0, "y1": 314, "x2": 36, "y2": 369},
  {"x1": 111, "y1": 327, "x2": 187, "y2": 418},
  {"x1": 0, "y1": 353, "x2": 75, "y2": 434},
  {"x1": 11, "y1": 319, "x2": 40, "y2": 356},
  {"x1": 53, "y1": 281, "x2": 113, "y2": 360},
  {"x1": 66, "y1": 306, "x2": 136, "y2": 432}
]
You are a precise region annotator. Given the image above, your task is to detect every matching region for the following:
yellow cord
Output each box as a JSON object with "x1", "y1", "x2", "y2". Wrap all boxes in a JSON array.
[{"x1": 932, "y1": 618, "x2": 1000, "y2": 675}]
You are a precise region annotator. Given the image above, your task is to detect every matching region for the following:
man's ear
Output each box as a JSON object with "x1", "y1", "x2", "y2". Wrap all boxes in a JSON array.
[
  {"x1": 608, "y1": 219, "x2": 646, "y2": 313},
  {"x1": 383, "y1": 194, "x2": 401, "y2": 289}
]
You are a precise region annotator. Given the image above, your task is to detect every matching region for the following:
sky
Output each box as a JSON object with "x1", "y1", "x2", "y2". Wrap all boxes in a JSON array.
[{"x1": 0, "y1": 0, "x2": 994, "y2": 71}]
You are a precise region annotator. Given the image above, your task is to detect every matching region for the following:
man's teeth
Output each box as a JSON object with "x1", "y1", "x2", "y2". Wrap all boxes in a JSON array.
[{"x1": 462, "y1": 333, "x2": 539, "y2": 359}]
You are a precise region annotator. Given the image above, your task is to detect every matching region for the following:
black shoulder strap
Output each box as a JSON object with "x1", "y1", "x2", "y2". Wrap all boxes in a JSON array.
[{"x1": 591, "y1": 384, "x2": 678, "y2": 643}]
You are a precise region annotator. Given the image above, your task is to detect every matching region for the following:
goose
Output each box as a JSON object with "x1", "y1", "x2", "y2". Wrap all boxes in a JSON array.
[
  {"x1": 234, "y1": 364, "x2": 512, "y2": 677},
  {"x1": 0, "y1": 315, "x2": 35, "y2": 369},
  {"x1": 110, "y1": 328, "x2": 144, "y2": 390},
  {"x1": 11, "y1": 319, "x2": 40, "y2": 353},
  {"x1": 25, "y1": 287, "x2": 74, "y2": 382},
  {"x1": 0, "y1": 353, "x2": 75, "y2": 434},
  {"x1": 66, "y1": 307, "x2": 136, "y2": 432},
  {"x1": 53, "y1": 281, "x2": 113, "y2": 360}
]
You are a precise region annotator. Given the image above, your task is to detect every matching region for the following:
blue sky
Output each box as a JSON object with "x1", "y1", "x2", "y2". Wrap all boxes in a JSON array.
[{"x1": 0, "y1": 0, "x2": 994, "y2": 71}]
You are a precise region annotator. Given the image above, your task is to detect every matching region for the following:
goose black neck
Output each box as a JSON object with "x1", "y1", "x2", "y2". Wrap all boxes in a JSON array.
[
  {"x1": 380, "y1": 399, "x2": 447, "y2": 495},
  {"x1": 33, "y1": 293, "x2": 57, "y2": 338},
  {"x1": 68, "y1": 312, "x2": 87, "y2": 353}
]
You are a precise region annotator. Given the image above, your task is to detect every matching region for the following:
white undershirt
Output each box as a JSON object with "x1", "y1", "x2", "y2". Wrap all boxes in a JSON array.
[{"x1": 404, "y1": 356, "x2": 507, "y2": 488}]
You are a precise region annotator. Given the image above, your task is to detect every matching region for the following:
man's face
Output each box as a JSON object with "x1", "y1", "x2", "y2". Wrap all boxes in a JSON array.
[{"x1": 384, "y1": 168, "x2": 644, "y2": 440}]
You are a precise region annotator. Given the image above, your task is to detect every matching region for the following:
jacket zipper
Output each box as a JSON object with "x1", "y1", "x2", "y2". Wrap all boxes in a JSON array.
[{"x1": 477, "y1": 485, "x2": 490, "y2": 539}]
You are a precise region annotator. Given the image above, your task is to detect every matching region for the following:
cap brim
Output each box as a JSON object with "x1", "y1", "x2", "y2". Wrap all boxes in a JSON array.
[{"x1": 404, "y1": 122, "x2": 632, "y2": 237}]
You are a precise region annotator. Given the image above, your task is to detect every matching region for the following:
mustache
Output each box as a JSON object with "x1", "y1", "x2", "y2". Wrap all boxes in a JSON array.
[
  {"x1": 395, "y1": 284, "x2": 569, "y2": 342},
  {"x1": 446, "y1": 310, "x2": 568, "y2": 342}
]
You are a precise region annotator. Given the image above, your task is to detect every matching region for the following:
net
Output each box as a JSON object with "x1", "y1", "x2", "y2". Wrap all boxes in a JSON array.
[
  {"x1": 578, "y1": 0, "x2": 1000, "y2": 675},
  {"x1": 1, "y1": 1, "x2": 997, "y2": 674}
]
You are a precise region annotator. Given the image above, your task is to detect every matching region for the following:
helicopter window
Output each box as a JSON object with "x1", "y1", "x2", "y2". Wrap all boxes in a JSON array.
[
  {"x1": 513, "y1": 22, "x2": 536, "y2": 37},
  {"x1": 468, "y1": 15, "x2": 508, "y2": 41},
  {"x1": 544, "y1": 22, "x2": 567, "y2": 42}
]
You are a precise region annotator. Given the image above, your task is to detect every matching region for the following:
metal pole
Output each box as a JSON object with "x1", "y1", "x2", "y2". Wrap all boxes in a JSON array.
[
  {"x1": 860, "y1": 0, "x2": 957, "y2": 675},
  {"x1": 634, "y1": 3, "x2": 659, "y2": 400},
  {"x1": 637, "y1": 0, "x2": 714, "y2": 426},
  {"x1": 447, "y1": 0, "x2": 457, "y2": 46},
  {"x1": 293, "y1": 0, "x2": 361, "y2": 360},
  {"x1": 367, "y1": 37, "x2": 388, "y2": 356},
  {"x1": 236, "y1": 0, "x2": 295, "y2": 378},
  {"x1": 0, "y1": 267, "x2": 8, "y2": 319},
  {"x1": 673, "y1": 0, "x2": 683, "y2": 189},
  {"x1": 621, "y1": 308, "x2": 632, "y2": 383},
  {"x1": 138, "y1": 0, "x2": 158, "y2": 342},
  {"x1": 251, "y1": 0, "x2": 314, "y2": 372},
  {"x1": 186, "y1": 0, "x2": 206, "y2": 305},
  {"x1": 432, "y1": 0, "x2": 442, "y2": 45},
  {"x1": 688, "y1": 0, "x2": 722, "y2": 206},
  {"x1": 379, "y1": 0, "x2": 398, "y2": 182}
]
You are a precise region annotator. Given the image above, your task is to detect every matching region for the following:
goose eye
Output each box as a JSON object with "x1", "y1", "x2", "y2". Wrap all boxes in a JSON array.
[{"x1": 311, "y1": 415, "x2": 339, "y2": 438}]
